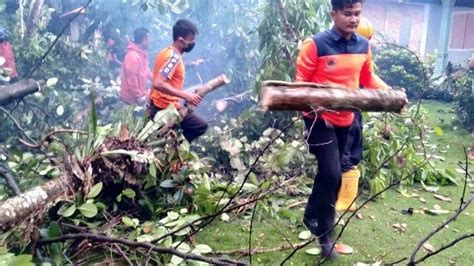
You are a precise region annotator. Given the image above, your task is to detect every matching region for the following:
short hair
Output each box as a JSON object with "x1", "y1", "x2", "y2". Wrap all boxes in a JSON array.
[
  {"x1": 331, "y1": 0, "x2": 364, "y2": 11},
  {"x1": 133, "y1": 27, "x2": 149, "y2": 44},
  {"x1": 172, "y1": 19, "x2": 198, "y2": 41}
]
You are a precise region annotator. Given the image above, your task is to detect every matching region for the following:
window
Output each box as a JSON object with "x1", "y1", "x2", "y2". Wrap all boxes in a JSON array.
[{"x1": 450, "y1": 12, "x2": 474, "y2": 49}]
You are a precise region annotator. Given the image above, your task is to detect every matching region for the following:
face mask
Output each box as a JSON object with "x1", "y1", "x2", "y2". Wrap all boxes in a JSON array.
[{"x1": 180, "y1": 38, "x2": 195, "y2": 53}]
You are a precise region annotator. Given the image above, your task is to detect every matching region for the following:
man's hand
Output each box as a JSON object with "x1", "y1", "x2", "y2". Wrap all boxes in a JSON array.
[{"x1": 184, "y1": 92, "x2": 202, "y2": 106}]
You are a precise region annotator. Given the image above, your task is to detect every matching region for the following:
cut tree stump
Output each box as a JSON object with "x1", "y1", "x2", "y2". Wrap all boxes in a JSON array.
[{"x1": 259, "y1": 80, "x2": 408, "y2": 112}]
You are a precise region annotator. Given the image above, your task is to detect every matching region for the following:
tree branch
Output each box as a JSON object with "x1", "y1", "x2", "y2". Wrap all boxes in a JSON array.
[
  {"x1": 408, "y1": 149, "x2": 472, "y2": 265},
  {"x1": 413, "y1": 233, "x2": 474, "y2": 265},
  {"x1": 0, "y1": 79, "x2": 40, "y2": 106},
  {"x1": 27, "y1": 0, "x2": 92, "y2": 78},
  {"x1": 0, "y1": 106, "x2": 37, "y2": 144},
  {"x1": 37, "y1": 233, "x2": 247, "y2": 265},
  {"x1": 276, "y1": 0, "x2": 297, "y2": 42},
  {"x1": 0, "y1": 163, "x2": 21, "y2": 195},
  {"x1": 18, "y1": 128, "x2": 86, "y2": 148}
]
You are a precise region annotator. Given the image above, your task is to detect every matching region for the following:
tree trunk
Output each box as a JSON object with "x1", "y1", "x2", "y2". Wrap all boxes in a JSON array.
[
  {"x1": 0, "y1": 155, "x2": 81, "y2": 232},
  {"x1": 0, "y1": 79, "x2": 40, "y2": 106},
  {"x1": 26, "y1": 0, "x2": 44, "y2": 37},
  {"x1": 0, "y1": 174, "x2": 73, "y2": 231},
  {"x1": 259, "y1": 82, "x2": 408, "y2": 112},
  {"x1": 157, "y1": 74, "x2": 230, "y2": 136}
]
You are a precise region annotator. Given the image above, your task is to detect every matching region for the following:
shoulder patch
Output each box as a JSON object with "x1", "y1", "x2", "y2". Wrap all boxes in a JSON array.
[{"x1": 160, "y1": 51, "x2": 181, "y2": 78}]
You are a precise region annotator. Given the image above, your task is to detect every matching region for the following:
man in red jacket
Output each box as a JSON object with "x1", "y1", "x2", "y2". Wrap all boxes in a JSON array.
[
  {"x1": 120, "y1": 27, "x2": 153, "y2": 105},
  {"x1": 0, "y1": 27, "x2": 18, "y2": 83},
  {"x1": 295, "y1": 0, "x2": 389, "y2": 259}
]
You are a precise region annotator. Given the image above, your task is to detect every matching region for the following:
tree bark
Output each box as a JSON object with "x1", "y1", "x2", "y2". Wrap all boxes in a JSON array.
[
  {"x1": 157, "y1": 74, "x2": 230, "y2": 136},
  {"x1": 0, "y1": 155, "x2": 81, "y2": 232},
  {"x1": 0, "y1": 79, "x2": 40, "y2": 106},
  {"x1": 26, "y1": 0, "x2": 44, "y2": 37},
  {"x1": 0, "y1": 174, "x2": 73, "y2": 231},
  {"x1": 259, "y1": 83, "x2": 408, "y2": 112}
]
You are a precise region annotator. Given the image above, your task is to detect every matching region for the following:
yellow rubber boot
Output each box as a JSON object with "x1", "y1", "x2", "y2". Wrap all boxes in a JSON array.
[{"x1": 335, "y1": 168, "x2": 360, "y2": 212}]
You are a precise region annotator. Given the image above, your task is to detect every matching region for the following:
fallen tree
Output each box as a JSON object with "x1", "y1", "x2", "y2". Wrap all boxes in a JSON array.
[
  {"x1": 0, "y1": 79, "x2": 40, "y2": 106},
  {"x1": 0, "y1": 75, "x2": 229, "y2": 232},
  {"x1": 259, "y1": 80, "x2": 408, "y2": 112}
]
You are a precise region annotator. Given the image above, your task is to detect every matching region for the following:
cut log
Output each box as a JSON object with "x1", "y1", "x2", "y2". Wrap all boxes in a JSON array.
[
  {"x1": 259, "y1": 84, "x2": 408, "y2": 112},
  {"x1": 157, "y1": 74, "x2": 230, "y2": 136},
  {"x1": 0, "y1": 79, "x2": 40, "y2": 106}
]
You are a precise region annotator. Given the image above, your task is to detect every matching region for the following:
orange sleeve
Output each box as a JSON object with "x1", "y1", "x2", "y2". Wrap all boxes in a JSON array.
[
  {"x1": 360, "y1": 47, "x2": 390, "y2": 90},
  {"x1": 295, "y1": 38, "x2": 318, "y2": 82},
  {"x1": 156, "y1": 50, "x2": 180, "y2": 80}
]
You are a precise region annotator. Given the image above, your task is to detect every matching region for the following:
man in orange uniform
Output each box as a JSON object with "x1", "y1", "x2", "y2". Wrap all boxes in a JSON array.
[
  {"x1": 148, "y1": 19, "x2": 207, "y2": 142},
  {"x1": 0, "y1": 27, "x2": 18, "y2": 83},
  {"x1": 295, "y1": 0, "x2": 389, "y2": 259},
  {"x1": 120, "y1": 27, "x2": 153, "y2": 105}
]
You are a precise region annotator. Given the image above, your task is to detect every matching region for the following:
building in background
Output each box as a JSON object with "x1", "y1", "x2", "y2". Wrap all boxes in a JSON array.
[{"x1": 364, "y1": 0, "x2": 474, "y2": 76}]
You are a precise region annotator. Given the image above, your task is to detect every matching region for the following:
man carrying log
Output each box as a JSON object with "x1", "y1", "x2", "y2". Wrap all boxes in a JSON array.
[
  {"x1": 295, "y1": 0, "x2": 390, "y2": 259},
  {"x1": 148, "y1": 19, "x2": 208, "y2": 142}
]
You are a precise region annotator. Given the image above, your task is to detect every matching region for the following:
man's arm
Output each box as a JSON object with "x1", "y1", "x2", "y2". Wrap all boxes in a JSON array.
[
  {"x1": 295, "y1": 38, "x2": 318, "y2": 82},
  {"x1": 152, "y1": 54, "x2": 202, "y2": 106},
  {"x1": 360, "y1": 47, "x2": 390, "y2": 90}
]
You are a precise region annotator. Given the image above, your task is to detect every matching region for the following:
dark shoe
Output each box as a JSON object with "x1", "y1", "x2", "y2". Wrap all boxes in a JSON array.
[
  {"x1": 303, "y1": 217, "x2": 318, "y2": 235},
  {"x1": 319, "y1": 238, "x2": 339, "y2": 260}
]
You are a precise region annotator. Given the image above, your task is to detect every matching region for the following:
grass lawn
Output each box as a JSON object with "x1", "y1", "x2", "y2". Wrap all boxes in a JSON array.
[{"x1": 195, "y1": 101, "x2": 473, "y2": 265}]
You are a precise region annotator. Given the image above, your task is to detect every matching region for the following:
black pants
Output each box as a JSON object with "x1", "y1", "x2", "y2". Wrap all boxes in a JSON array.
[
  {"x1": 148, "y1": 104, "x2": 208, "y2": 142},
  {"x1": 303, "y1": 117, "x2": 351, "y2": 239},
  {"x1": 341, "y1": 111, "x2": 363, "y2": 170}
]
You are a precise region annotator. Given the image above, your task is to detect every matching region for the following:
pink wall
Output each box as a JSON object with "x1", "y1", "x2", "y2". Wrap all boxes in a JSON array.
[{"x1": 363, "y1": 2, "x2": 426, "y2": 52}]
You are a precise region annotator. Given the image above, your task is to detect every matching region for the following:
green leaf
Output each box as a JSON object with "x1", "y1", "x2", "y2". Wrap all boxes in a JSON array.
[
  {"x1": 78, "y1": 203, "x2": 98, "y2": 218},
  {"x1": 95, "y1": 202, "x2": 107, "y2": 210},
  {"x1": 136, "y1": 234, "x2": 154, "y2": 242},
  {"x1": 13, "y1": 254, "x2": 34, "y2": 266},
  {"x1": 249, "y1": 172, "x2": 258, "y2": 186},
  {"x1": 160, "y1": 180, "x2": 178, "y2": 188},
  {"x1": 149, "y1": 163, "x2": 157, "y2": 178},
  {"x1": 305, "y1": 248, "x2": 321, "y2": 255},
  {"x1": 170, "y1": 255, "x2": 184, "y2": 265},
  {"x1": 122, "y1": 216, "x2": 136, "y2": 227},
  {"x1": 193, "y1": 244, "x2": 213, "y2": 254},
  {"x1": 221, "y1": 213, "x2": 230, "y2": 222},
  {"x1": 48, "y1": 222, "x2": 61, "y2": 238},
  {"x1": 46, "y1": 77, "x2": 58, "y2": 87},
  {"x1": 56, "y1": 105, "x2": 64, "y2": 116},
  {"x1": 122, "y1": 188, "x2": 136, "y2": 199},
  {"x1": 433, "y1": 126, "x2": 444, "y2": 136},
  {"x1": 87, "y1": 182, "x2": 103, "y2": 199},
  {"x1": 298, "y1": 230, "x2": 311, "y2": 240},
  {"x1": 60, "y1": 204, "x2": 76, "y2": 218}
]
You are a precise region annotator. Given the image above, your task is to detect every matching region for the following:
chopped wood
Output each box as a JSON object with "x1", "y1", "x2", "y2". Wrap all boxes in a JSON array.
[{"x1": 259, "y1": 81, "x2": 408, "y2": 112}]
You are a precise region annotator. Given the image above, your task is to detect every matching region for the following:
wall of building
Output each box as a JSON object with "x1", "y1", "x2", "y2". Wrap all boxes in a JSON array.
[
  {"x1": 364, "y1": 1, "x2": 473, "y2": 65},
  {"x1": 363, "y1": 1, "x2": 426, "y2": 52}
]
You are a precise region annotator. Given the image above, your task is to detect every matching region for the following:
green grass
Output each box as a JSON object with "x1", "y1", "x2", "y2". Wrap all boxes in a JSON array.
[{"x1": 195, "y1": 101, "x2": 473, "y2": 265}]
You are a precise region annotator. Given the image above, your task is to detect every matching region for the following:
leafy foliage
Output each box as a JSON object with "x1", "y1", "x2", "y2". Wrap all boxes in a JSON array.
[{"x1": 373, "y1": 44, "x2": 430, "y2": 99}]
